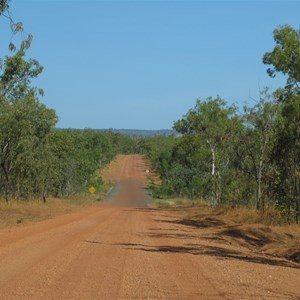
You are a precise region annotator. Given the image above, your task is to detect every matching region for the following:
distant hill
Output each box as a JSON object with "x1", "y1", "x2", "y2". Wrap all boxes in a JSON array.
[
  {"x1": 56, "y1": 128, "x2": 178, "y2": 137},
  {"x1": 96, "y1": 129, "x2": 177, "y2": 137}
]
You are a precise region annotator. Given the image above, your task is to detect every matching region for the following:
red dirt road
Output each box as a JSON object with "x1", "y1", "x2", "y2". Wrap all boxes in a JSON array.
[{"x1": 0, "y1": 155, "x2": 299, "y2": 299}]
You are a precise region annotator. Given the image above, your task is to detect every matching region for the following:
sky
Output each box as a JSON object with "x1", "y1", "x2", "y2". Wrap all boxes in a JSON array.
[{"x1": 3, "y1": 0, "x2": 300, "y2": 129}]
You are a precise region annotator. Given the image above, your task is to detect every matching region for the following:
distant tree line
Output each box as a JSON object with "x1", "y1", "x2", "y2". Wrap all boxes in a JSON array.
[
  {"x1": 0, "y1": 1, "x2": 138, "y2": 203},
  {"x1": 93, "y1": 129, "x2": 176, "y2": 137},
  {"x1": 143, "y1": 25, "x2": 300, "y2": 224}
]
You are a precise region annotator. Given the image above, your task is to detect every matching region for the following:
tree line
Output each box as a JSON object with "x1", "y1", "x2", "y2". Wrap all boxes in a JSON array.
[
  {"x1": 0, "y1": 126, "x2": 138, "y2": 203},
  {"x1": 143, "y1": 25, "x2": 300, "y2": 224}
]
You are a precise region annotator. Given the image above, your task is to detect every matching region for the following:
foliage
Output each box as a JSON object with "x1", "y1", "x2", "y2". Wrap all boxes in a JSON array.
[
  {"x1": 263, "y1": 25, "x2": 300, "y2": 223},
  {"x1": 45, "y1": 129, "x2": 137, "y2": 198},
  {"x1": 173, "y1": 96, "x2": 242, "y2": 206},
  {"x1": 0, "y1": 10, "x2": 56, "y2": 202},
  {"x1": 144, "y1": 24, "x2": 300, "y2": 223},
  {"x1": 243, "y1": 90, "x2": 278, "y2": 210},
  {"x1": 263, "y1": 25, "x2": 300, "y2": 90}
]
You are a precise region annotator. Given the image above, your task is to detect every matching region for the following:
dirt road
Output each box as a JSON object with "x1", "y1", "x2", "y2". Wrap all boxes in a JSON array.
[{"x1": 0, "y1": 155, "x2": 299, "y2": 299}]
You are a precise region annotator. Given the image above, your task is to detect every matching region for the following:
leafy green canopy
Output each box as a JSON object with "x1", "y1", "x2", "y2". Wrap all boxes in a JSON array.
[
  {"x1": 262, "y1": 25, "x2": 300, "y2": 222},
  {"x1": 263, "y1": 25, "x2": 300, "y2": 89}
]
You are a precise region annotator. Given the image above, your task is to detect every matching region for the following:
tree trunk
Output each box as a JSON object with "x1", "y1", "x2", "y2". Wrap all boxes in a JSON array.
[
  {"x1": 217, "y1": 171, "x2": 222, "y2": 204},
  {"x1": 1, "y1": 163, "x2": 10, "y2": 204},
  {"x1": 295, "y1": 176, "x2": 299, "y2": 224},
  {"x1": 288, "y1": 185, "x2": 292, "y2": 225},
  {"x1": 42, "y1": 186, "x2": 47, "y2": 203},
  {"x1": 207, "y1": 141, "x2": 216, "y2": 206},
  {"x1": 256, "y1": 160, "x2": 263, "y2": 211},
  {"x1": 212, "y1": 152, "x2": 215, "y2": 176}
]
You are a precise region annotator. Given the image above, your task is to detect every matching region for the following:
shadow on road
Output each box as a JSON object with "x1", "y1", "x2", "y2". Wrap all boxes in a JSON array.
[
  {"x1": 117, "y1": 242, "x2": 300, "y2": 270},
  {"x1": 163, "y1": 217, "x2": 226, "y2": 228}
]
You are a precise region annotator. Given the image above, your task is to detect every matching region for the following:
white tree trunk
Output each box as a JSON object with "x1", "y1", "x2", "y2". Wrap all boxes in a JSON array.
[
  {"x1": 256, "y1": 159, "x2": 263, "y2": 210},
  {"x1": 207, "y1": 140, "x2": 216, "y2": 206}
]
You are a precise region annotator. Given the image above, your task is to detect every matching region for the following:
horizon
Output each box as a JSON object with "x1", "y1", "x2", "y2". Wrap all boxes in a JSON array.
[{"x1": 55, "y1": 127, "x2": 174, "y2": 130}]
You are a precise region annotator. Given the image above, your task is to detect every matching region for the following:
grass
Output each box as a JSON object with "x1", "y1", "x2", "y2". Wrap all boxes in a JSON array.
[
  {"x1": 154, "y1": 198, "x2": 300, "y2": 263},
  {"x1": 0, "y1": 180, "x2": 113, "y2": 229},
  {"x1": 154, "y1": 198, "x2": 207, "y2": 208},
  {"x1": 0, "y1": 195, "x2": 102, "y2": 229},
  {"x1": 155, "y1": 198, "x2": 185, "y2": 208}
]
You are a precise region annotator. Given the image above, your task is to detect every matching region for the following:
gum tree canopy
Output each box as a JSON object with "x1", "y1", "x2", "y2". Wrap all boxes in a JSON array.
[
  {"x1": 263, "y1": 25, "x2": 300, "y2": 89},
  {"x1": 0, "y1": 0, "x2": 57, "y2": 203},
  {"x1": 263, "y1": 25, "x2": 300, "y2": 223}
]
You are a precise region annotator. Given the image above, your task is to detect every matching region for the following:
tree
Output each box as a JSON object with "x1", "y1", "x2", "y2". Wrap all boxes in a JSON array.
[
  {"x1": 0, "y1": 1, "x2": 57, "y2": 202},
  {"x1": 0, "y1": 94, "x2": 57, "y2": 202},
  {"x1": 0, "y1": 51, "x2": 43, "y2": 103},
  {"x1": 244, "y1": 91, "x2": 278, "y2": 211},
  {"x1": 142, "y1": 135, "x2": 177, "y2": 179},
  {"x1": 263, "y1": 24, "x2": 300, "y2": 222},
  {"x1": 263, "y1": 25, "x2": 300, "y2": 90},
  {"x1": 170, "y1": 135, "x2": 210, "y2": 199},
  {"x1": 174, "y1": 96, "x2": 239, "y2": 206},
  {"x1": 0, "y1": 0, "x2": 32, "y2": 54}
]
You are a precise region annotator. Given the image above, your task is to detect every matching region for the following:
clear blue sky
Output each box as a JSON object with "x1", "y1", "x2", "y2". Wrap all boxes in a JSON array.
[{"x1": 6, "y1": 0, "x2": 300, "y2": 129}]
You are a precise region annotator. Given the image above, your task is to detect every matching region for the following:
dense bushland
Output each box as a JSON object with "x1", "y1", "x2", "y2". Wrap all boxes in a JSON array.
[
  {"x1": 0, "y1": 120, "x2": 137, "y2": 202},
  {"x1": 144, "y1": 25, "x2": 300, "y2": 223}
]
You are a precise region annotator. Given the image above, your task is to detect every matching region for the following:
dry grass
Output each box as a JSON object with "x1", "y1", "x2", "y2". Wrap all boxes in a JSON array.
[
  {"x1": 155, "y1": 199, "x2": 300, "y2": 263},
  {"x1": 0, "y1": 195, "x2": 100, "y2": 229},
  {"x1": 220, "y1": 206, "x2": 285, "y2": 225},
  {"x1": 155, "y1": 198, "x2": 207, "y2": 209}
]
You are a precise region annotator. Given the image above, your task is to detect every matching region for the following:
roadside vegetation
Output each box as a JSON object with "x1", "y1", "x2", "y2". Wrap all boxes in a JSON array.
[
  {"x1": 0, "y1": 196, "x2": 102, "y2": 228},
  {"x1": 144, "y1": 24, "x2": 300, "y2": 225}
]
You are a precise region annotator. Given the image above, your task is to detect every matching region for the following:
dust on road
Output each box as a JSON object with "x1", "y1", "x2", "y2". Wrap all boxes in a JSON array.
[{"x1": 0, "y1": 155, "x2": 299, "y2": 299}]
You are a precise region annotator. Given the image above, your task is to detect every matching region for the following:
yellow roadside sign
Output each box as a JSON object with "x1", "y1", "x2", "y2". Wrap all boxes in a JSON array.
[{"x1": 89, "y1": 186, "x2": 96, "y2": 194}]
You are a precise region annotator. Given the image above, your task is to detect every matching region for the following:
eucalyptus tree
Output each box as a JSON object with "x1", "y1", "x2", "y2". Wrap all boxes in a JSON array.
[
  {"x1": 244, "y1": 91, "x2": 278, "y2": 211},
  {"x1": 263, "y1": 24, "x2": 300, "y2": 222},
  {"x1": 0, "y1": 51, "x2": 56, "y2": 202},
  {"x1": 263, "y1": 25, "x2": 300, "y2": 91},
  {"x1": 0, "y1": 0, "x2": 57, "y2": 202},
  {"x1": 174, "y1": 96, "x2": 239, "y2": 206},
  {"x1": 0, "y1": 90, "x2": 57, "y2": 202},
  {"x1": 271, "y1": 95, "x2": 300, "y2": 222},
  {"x1": 170, "y1": 135, "x2": 210, "y2": 199}
]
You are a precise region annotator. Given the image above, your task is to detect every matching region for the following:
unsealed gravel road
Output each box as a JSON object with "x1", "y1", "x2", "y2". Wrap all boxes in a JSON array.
[{"x1": 0, "y1": 155, "x2": 299, "y2": 299}]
